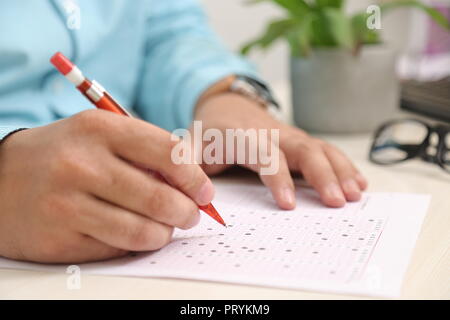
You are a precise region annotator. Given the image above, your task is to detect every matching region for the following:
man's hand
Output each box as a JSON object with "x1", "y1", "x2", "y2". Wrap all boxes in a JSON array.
[
  {"x1": 0, "y1": 110, "x2": 214, "y2": 263},
  {"x1": 194, "y1": 93, "x2": 368, "y2": 210}
]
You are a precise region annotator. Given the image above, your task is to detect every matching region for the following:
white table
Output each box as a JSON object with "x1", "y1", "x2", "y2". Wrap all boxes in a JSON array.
[{"x1": 1, "y1": 132, "x2": 449, "y2": 299}]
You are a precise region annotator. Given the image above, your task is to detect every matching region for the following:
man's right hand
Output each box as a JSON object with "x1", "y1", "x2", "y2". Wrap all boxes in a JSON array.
[{"x1": 0, "y1": 109, "x2": 214, "y2": 263}]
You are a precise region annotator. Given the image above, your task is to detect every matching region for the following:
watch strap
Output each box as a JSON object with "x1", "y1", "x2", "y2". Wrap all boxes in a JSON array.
[{"x1": 230, "y1": 75, "x2": 280, "y2": 109}]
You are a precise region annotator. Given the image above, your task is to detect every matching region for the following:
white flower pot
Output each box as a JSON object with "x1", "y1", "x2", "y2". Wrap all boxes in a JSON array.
[{"x1": 291, "y1": 45, "x2": 400, "y2": 133}]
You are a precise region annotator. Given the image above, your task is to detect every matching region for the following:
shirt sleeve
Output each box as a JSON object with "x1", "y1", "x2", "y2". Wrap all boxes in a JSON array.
[
  {"x1": 0, "y1": 86, "x2": 56, "y2": 142},
  {"x1": 134, "y1": 0, "x2": 261, "y2": 131}
]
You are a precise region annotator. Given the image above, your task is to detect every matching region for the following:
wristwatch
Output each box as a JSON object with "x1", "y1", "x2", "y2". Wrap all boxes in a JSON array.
[{"x1": 230, "y1": 75, "x2": 280, "y2": 110}]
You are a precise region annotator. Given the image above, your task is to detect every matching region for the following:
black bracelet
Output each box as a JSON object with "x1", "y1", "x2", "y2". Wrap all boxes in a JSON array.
[{"x1": 0, "y1": 128, "x2": 28, "y2": 146}]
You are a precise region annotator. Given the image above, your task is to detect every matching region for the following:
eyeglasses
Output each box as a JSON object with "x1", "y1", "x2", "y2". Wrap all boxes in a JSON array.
[{"x1": 369, "y1": 119, "x2": 450, "y2": 173}]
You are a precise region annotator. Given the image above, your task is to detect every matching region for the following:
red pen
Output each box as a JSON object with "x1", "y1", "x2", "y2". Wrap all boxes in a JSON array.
[{"x1": 50, "y1": 52, "x2": 226, "y2": 227}]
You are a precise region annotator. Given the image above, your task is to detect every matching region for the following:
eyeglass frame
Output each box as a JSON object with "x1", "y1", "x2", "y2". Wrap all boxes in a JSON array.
[{"x1": 369, "y1": 118, "x2": 450, "y2": 172}]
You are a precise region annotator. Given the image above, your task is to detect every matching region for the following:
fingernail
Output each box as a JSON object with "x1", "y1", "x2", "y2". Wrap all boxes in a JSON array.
[
  {"x1": 282, "y1": 187, "x2": 296, "y2": 208},
  {"x1": 343, "y1": 179, "x2": 360, "y2": 194},
  {"x1": 342, "y1": 179, "x2": 361, "y2": 201},
  {"x1": 326, "y1": 183, "x2": 345, "y2": 202},
  {"x1": 196, "y1": 180, "x2": 215, "y2": 205},
  {"x1": 355, "y1": 173, "x2": 368, "y2": 188}
]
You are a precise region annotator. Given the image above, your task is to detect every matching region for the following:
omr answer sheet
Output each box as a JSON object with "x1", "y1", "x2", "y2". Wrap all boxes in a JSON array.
[{"x1": 0, "y1": 182, "x2": 430, "y2": 298}]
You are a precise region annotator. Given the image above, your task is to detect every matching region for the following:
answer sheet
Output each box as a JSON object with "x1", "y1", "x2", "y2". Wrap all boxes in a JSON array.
[{"x1": 0, "y1": 182, "x2": 430, "y2": 297}]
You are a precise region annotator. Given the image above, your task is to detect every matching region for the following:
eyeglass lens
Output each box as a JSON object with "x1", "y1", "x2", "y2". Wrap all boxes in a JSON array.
[{"x1": 371, "y1": 120, "x2": 428, "y2": 164}]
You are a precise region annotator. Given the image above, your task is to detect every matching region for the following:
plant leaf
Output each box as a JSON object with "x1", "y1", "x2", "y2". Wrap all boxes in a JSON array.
[
  {"x1": 246, "y1": 0, "x2": 311, "y2": 18},
  {"x1": 315, "y1": 0, "x2": 344, "y2": 9},
  {"x1": 309, "y1": 12, "x2": 336, "y2": 46},
  {"x1": 240, "y1": 18, "x2": 298, "y2": 55},
  {"x1": 351, "y1": 12, "x2": 381, "y2": 47},
  {"x1": 285, "y1": 13, "x2": 314, "y2": 57},
  {"x1": 321, "y1": 8, "x2": 354, "y2": 49}
]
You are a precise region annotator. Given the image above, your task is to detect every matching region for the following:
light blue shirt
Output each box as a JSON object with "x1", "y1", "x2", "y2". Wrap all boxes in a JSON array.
[{"x1": 0, "y1": 0, "x2": 258, "y2": 140}]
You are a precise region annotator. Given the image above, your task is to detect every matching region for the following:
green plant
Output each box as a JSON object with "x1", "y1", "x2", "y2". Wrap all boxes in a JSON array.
[{"x1": 241, "y1": 0, "x2": 450, "y2": 57}]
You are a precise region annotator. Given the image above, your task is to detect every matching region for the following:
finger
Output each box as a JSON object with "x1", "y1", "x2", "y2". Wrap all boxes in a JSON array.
[
  {"x1": 28, "y1": 230, "x2": 128, "y2": 264},
  {"x1": 324, "y1": 144, "x2": 368, "y2": 191},
  {"x1": 322, "y1": 144, "x2": 364, "y2": 202},
  {"x1": 244, "y1": 149, "x2": 296, "y2": 210},
  {"x1": 56, "y1": 235, "x2": 129, "y2": 264},
  {"x1": 295, "y1": 145, "x2": 346, "y2": 208},
  {"x1": 84, "y1": 156, "x2": 200, "y2": 230},
  {"x1": 76, "y1": 195, "x2": 175, "y2": 252},
  {"x1": 355, "y1": 173, "x2": 369, "y2": 190},
  {"x1": 201, "y1": 163, "x2": 232, "y2": 176},
  {"x1": 100, "y1": 114, "x2": 214, "y2": 205}
]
